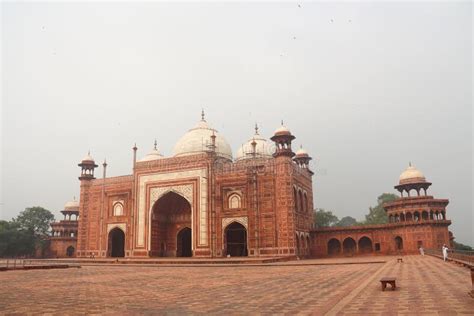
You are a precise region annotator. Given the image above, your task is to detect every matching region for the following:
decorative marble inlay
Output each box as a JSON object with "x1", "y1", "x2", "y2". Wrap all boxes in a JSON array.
[
  {"x1": 107, "y1": 223, "x2": 126, "y2": 233},
  {"x1": 222, "y1": 216, "x2": 248, "y2": 230}
]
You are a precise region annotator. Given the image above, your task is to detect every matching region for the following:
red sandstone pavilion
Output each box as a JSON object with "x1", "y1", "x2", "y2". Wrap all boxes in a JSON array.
[{"x1": 49, "y1": 112, "x2": 452, "y2": 259}]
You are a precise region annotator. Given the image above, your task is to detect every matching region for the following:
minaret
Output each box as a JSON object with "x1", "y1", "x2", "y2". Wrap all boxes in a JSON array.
[
  {"x1": 270, "y1": 122, "x2": 297, "y2": 255},
  {"x1": 77, "y1": 151, "x2": 97, "y2": 257}
]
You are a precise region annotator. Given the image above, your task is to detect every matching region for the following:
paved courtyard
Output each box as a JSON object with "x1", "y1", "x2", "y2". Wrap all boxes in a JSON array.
[{"x1": 0, "y1": 256, "x2": 472, "y2": 315}]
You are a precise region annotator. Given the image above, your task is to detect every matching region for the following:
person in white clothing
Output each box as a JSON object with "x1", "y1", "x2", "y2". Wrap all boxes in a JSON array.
[
  {"x1": 442, "y1": 244, "x2": 449, "y2": 261},
  {"x1": 419, "y1": 246, "x2": 424, "y2": 256}
]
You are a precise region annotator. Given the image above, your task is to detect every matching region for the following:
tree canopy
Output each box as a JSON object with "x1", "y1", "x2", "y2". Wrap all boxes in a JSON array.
[
  {"x1": 364, "y1": 193, "x2": 399, "y2": 225},
  {"x1": 0, "y1": 207, "x2": 54, "y2": 258},
  {"x1": 313, "y1": 209, "x2": 339, "y2": 228},
  {"x1": 337, "y1": 216, "x2": 359, "y2": 227}
]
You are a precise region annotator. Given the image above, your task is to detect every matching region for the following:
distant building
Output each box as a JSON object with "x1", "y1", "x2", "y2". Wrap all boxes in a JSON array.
[
  {"x1": 311, "y1": 164, "x2": 452, "y2": 257},
  {"x1": 49, "y1": 198, "x2": 79, "y2": 257}
]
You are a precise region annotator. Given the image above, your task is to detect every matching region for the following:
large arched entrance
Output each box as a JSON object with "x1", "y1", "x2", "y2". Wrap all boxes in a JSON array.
[
  {"x1": 327, "y1": 238, "x2": 341, "y2": 256},
  {"x1": 358, "y1": 236, "x2": 373, "y2": 254},
  {"x1": 343, "y1": 237, "x2": 356, "y2": 256},
  {"x1": 177, "y1": 227, "x2": 192, "y2": 257},
  {"x1": 108, "y1": 228, "x2": 125, "y2": 257},
  {"x1": 224, "y1": 222, "x2": 248, "y2": 257},
  {"x1": 151, "y1": 191, "x2": 192, "y2": 257}
]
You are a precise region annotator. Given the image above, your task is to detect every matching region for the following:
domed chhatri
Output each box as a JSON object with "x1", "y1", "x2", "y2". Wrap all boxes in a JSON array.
[
  {"x1": 236, "y1": 123, "x2": 273, "y2": 161},
  {"x1": 295, "y1": 146, "x2": 309, "y2": 158},
  {"x1": 139, "y1": 140, "x2": 164, "y2": 162},
  {"x1": 270, "y1": 121, "x2": 296, "y2": 158},
  {"x1": 173, "y1": 111, "x2": 233, "y2": 160},
  {"x1": 395, "y1": 163, "x2": 432, "y2": 197},
  {"x1": 399, "y1": 163, "x2": 426, "y2": 185},
  {"x1": 81, "y1": 151, "x2": 95, "y2": 162},
  {"x1": 64, "y1": 197, "x2": 79, "y2": 211}
]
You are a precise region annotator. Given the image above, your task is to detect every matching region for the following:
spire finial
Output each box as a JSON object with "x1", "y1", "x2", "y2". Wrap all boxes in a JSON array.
[
  {"x1": 281, "y1": 120, "x2": 284, "y2": 126},
  {"x1": 88, "y1": 149, "x2": 90, "y2": 155},
  {"x1": 409, "y1": 161, "x2": 412, "y2": 167},
  {"x1": 103, "y1": 158, "x2": 107, "y2": 167},
  {"x1": 255, "y1": 122, "x2": 259, "y2": 135},
  {"x1": 201, "y1": 108, "x2": 205, "y2": 121},
  {"x1": 154, "y1": 139, "x2": 157, "y2": 150}
]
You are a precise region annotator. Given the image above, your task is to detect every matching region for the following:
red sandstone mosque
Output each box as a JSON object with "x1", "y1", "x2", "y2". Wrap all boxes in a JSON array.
[{"x1": 49, "y1": 113, "x2": 452, "y2": 259}]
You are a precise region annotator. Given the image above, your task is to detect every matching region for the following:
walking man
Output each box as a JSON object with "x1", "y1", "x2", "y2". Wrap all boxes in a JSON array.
[{"x1": 442, "y1": 244, "x2": 449, "y2": 261}]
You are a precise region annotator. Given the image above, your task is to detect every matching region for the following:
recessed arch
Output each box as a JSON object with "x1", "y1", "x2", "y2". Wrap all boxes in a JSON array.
[
  {"x1": 108, "y1": 227, "x2": 125, "y2": 258},
  {"x1": 228, "y1": 193, "x2": 241, "y2": 209},
  {"x1": 358, "y1": 236, "x2": 373, "y2": 254},
  {"x1": 395, "y1": 236, "x2": 403, "y2": 251},
  {"x1": 224, "y1": 222, "x2": 248, "y2": 257},
  {"x1": 66, "y1": 245, "x2": 75, "y2": 257},
  {"x1": 176, "y1": 227, "x2": 192, "y2": 257},
  {"x1": 150, "y1": 191, "x2": 192, "y2": 257},
  {"x1": 328, "y1": 238, "x2": 341, "y2": 256},
  {"x1": 343, "y1": 237, "x2": 356, "y2": 256}
]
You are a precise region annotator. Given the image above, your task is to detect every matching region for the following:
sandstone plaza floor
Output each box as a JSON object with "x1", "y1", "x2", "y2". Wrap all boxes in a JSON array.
[{"x1": 0, "y1": 255, "x2": 472, "y2": 315}]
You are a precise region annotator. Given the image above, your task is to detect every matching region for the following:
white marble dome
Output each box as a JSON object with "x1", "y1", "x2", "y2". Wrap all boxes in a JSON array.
[
  {"x1": 81, "y1": 152, "x2": 94, "y2": 162},
  {"x1": 64, "y1": 198, "x2": 79, "y2": 210},
  {"x1": 236, "y1": 128, "x2": 273, "y2": 161},
  {"x1": 295, "y1": 146, "x2": 309, "y2": 157},
  {"x1": 139, "y1": 142, "x2": 164, "y2": 162},
  {"x1": 173, "y1": 118, "x2": 232, "y2": 160},
  {"x1": 399, "y1": 164, "x2": 426, "y2": 184}
]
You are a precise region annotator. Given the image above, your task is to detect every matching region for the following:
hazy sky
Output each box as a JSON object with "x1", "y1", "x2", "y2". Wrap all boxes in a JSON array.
[{"x1": 1, "y1": 2, "x2": 472, "y2": 245}]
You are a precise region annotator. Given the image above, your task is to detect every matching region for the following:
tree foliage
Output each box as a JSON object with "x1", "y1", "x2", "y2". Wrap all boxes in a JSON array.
[
  {"x1": 314, "y1": 208, "x2": 339, "y2": 228},
  {"x1": 364, "y1": 193, "x2": 399, "y2": 225},
  {"x1": 0, "y1": 207, "x2": 54, "y2": 258},
  {"x1": 453, "y1": 241, "x2": 473, "y2": 251},
  {"x1": 336, "y1": 216, "x2": 359, "y2": 227}
]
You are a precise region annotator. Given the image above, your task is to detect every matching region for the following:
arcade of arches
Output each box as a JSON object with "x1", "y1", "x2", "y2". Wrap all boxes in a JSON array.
[{"x1": 150, "y1": 192, "x2": 192, "y2": 257}]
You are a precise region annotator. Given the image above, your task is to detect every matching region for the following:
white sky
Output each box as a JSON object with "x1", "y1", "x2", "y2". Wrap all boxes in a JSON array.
[{"x1": 1, "y1": 2, "x2": 472, "y2": 245}]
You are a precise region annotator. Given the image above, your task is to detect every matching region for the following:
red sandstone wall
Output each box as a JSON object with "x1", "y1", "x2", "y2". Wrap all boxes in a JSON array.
[{"x1": 49, "y1": 238, "x2": 77, "y2": 258}]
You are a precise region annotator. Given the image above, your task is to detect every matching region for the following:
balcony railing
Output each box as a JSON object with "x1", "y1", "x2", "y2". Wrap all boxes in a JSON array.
[{"x1": 425, "y1": 248, "x2": 474, "y2": 267}]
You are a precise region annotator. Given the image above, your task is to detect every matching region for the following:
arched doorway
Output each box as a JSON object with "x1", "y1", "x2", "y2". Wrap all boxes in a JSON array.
[
  {"x1": 224, "y1": 222, "x2": 248, "y2": 257},
  {"x1": 66, "y1": 246, "x2": 75, "y2": 257},
  {"x1": 108, "y1": 228, "x2": 125, "y2": 257},
  {"x1": 150, "y1": 191, "x2": 192, "y2": 257},
  {"x1": 358, "y1": 237, "x2": 373, "y2": 254},
  {"x1": 343, "y1": 237, "x2": 356, "y2": 256},
  {"x1": 327, "y1": 238, "x2": 341, "y2": 255},
  {"x1": 177, "y1": 227, "x2": 192, "y2": 257},
  {"x1": 395, "y1": 236, "x2": 403, "y2": 251}
]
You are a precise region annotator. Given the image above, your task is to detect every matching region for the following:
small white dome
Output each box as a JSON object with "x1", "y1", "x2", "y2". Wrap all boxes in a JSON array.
[
  {"x1": 274, "y1": 125, "x2": 291, "y2": 135},
  {"x1": 139, "y1": 141, "x2": 164, "y2": 162},
  {"x1": 399, "y1": 164, "x2": 426, "y2": 184},
  {"x1": 139, "y1": 148, "x2": 164, "y2": 162},
  {"x1": 173, "y1": 118, "x2": 232, "y2": 160},
  {"x1": 236, "y1": 133, "x2": 273, "y2": 161},
  {"x1": 295, "y1": 146, "x2": 309, "y2": 157},
  {"x1": 64, "y1": 198, "x2": 79, "y2": 210},
  {"x1": 82, "y1": 152, "x2": 94, "y2": 162}
]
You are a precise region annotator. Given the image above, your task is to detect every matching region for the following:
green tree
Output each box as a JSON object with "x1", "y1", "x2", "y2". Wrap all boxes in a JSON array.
[
  {"x1": 0, "y1": 207, "x2": 55, "y2": 258},
  {"x1": 364, "y1": 193, "x2": 399, "y2": 225},
  {"x1": 453, "y1": 241, "x2": 473, "y2": 251},
  {"x1": 13, "y1": 206, "x2": 55, "y2": 237},
  {"x1": 336, "y1": 216, "x2": 359, "y2": 227},
  {"x1": 0, "y1": 220, "x2": 36, "y2": 257},
  {"x1": 314, "y1": 208, "x2": 339, "y2": 228}
]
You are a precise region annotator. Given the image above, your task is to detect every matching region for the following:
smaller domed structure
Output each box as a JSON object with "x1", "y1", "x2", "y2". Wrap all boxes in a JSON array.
[
  {"x1": 236, "y1": 124, "x2": 273, "y2": 161},
  {"x1": 139, "y1": 140, "x2": 164, "y2": 162},
  {"x1": 81, "y1": 152, "x2": 95, "y2": 162},
  {"x1": 395, "y1": 163, "x2": 432, "y2": 197},
  {"x1": 399, "y1": 163, "x2": 426, "y2": 185},
  {"x1": 270, "y1": 121, "x2": 296, "y2": 158},
  {"x1": 64, "y1": 197, "x2": 79, "y2": 211}
]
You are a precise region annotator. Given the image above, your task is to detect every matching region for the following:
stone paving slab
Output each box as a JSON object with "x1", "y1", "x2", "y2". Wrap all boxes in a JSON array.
[{"x1": 0, "y1": 256, "x2": 472, "y2": 314}]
